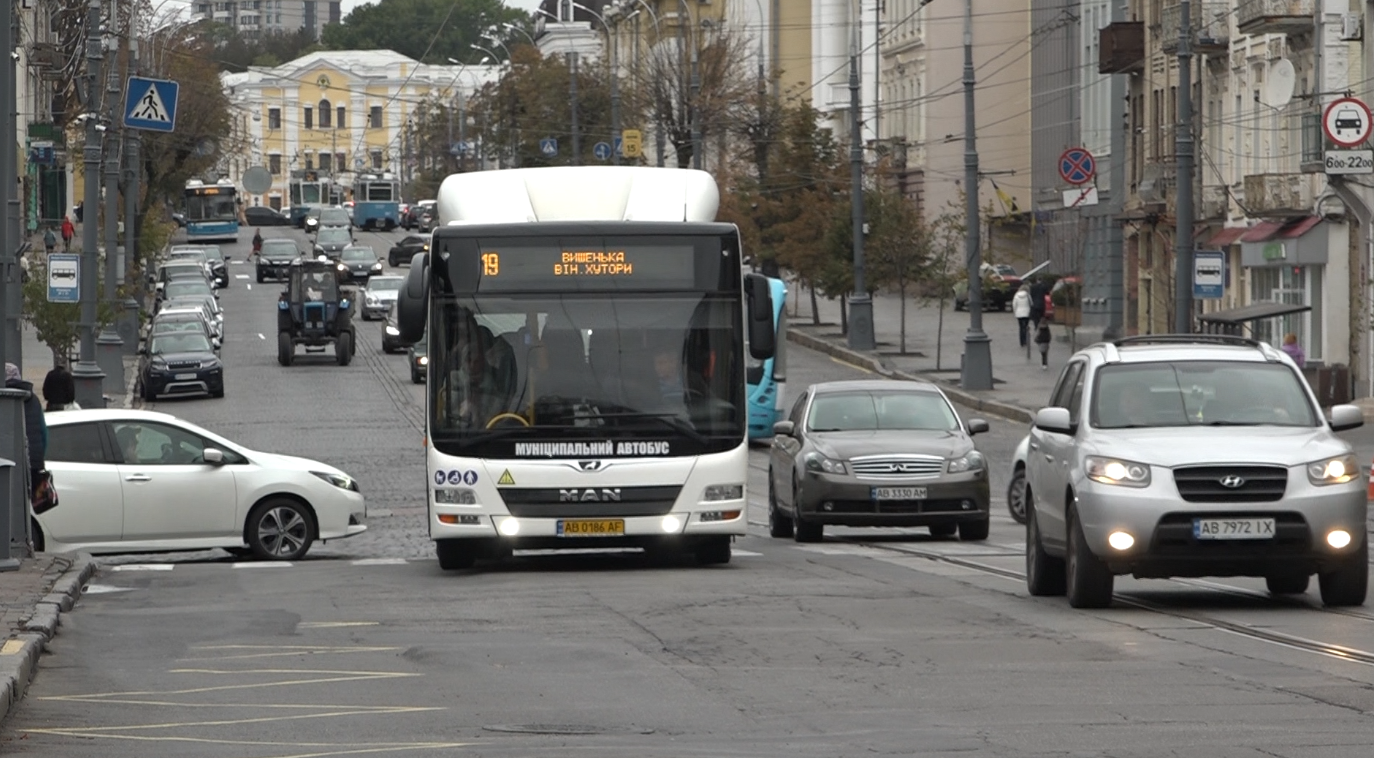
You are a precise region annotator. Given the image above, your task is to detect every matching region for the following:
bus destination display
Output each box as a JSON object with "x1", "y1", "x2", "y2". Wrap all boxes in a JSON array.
[{"x1": 473, "y1": 245, "x2": 696, "y2": 289}]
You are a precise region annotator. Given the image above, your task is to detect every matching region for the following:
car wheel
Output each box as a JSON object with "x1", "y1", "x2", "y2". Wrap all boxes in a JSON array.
[
  {"x1": 336, "y1": 332, "x2": 352, "y2": 365},
  {"x1": 411, "y1": 371, "x2": 423, "y2": 384},
  {"x1": 141, "y1": 378, "x2": 157, "y2": 403},
  {"x1": 1065, "y1": 504, "x2": 1114, "y2": 608},
  {"x1": 1318, "y1": 532, "x2": 1369, "y2": 607},
  {"x1": 791, "y1": 477, "x2": 823, "y2": 543},
  {"x1": 247, "y1": 499, "x2": 315, "y2": 561},
  {"x1": 767, "y1": 480, "x2": 793, "y2": 538},
  {"x1": 1265, "y1": 574, "x2": 1311, "y2": 595},
  {"x1": 436, "y1": 539, "x2": 476, "y2": 570},
  {"x1": 1007, "y1": 466, "x2": 1027, "y2": 524},
  {"x1": 277, "y1": 332, "x2": 294, "y2": 366},
  {"x1": 958, "y1": 518, "x2": 989, "y2": 541},
  {"x1": 693, "y1": 536, "x2": 732, "y2": 565},
  {"x1": 211, "y1": 385, "x2": 225, "y2": 399},
  {"x1": 929, "y1": 523, "x2": 957, "y2": 538},
  {"x1": 1026, "y1": 488, "x2": 1065, "y2": 596},
  {"x1": 30, "y1": 518, "x2": 44, "y2": 552}
]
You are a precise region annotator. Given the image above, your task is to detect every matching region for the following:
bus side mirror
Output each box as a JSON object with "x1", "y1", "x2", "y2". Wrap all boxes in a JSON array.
[
  {"x1": 745, "y1": 273, "x2": 774, "y2": 360},
  {"x1": 395, "y1": 251, "x2": 428, "y2": 344}
]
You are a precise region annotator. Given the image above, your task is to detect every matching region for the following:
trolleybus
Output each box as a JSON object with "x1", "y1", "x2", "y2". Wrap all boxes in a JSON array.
[{"x1": 183, "y1": 179, "x2": 240, "y2": 242}]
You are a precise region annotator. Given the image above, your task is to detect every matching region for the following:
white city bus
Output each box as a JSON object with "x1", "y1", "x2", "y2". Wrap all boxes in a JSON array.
[{"x1": 394, "y1": 166, "x2": 776, "y2": 570}]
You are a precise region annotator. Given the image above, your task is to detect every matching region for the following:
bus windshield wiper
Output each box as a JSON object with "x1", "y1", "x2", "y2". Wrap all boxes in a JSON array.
[{"x1": 564, "y1": 411, "x2": 710, "y2": 446}]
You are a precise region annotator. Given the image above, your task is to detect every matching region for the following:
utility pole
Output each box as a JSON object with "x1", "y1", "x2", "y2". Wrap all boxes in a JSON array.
[
  {"x1": 122, "y1": 35, "x2": 141, "y2": 352},
  {"x1": 0, "y1": 0, "x2": 25, "y2": 570},
  {"x1": 97, "y1": 0, "x2": 125, "y2": 397},
  {"x1": 1172, "y1": 0, "x2": 1194, "y2": 333},
  {"x1": 1102, "y1": 0, "x2": 1127, "y2": 340},
  {"x1": 568, "y1": 51, "x2": 580, "y2": 165},
  {"x1": 73, "y1": 0, "x2": 107, "y2": 408},
  {"x1": 3, "y1": 0, "x2": 19, "y2": 371},
  {"x1": 845, "y1": 2, "x2": 873, "y2": 351},
  {"x1": 610, "y1": 12, "x2": 620, "y2": 165},
  {"x1": 959, "y1": 0, "x2": 992, "y2": 390}
]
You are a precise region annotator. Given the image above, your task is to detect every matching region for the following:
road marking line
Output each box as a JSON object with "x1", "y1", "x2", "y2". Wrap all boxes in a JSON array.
[
  {"x1": 350, "y1": 558, "x2": 406, "y2": 566},
  {"x1": 1, "y1": 639, "x2": 24, "y2": 654},
  {"x1": 730, "y1": 549, "x2": 762, "y2": 557},
  {"x1": 109, "y1": 564, "x2": 176, "y2": 571},
  {"x1": 85, "y1": 584, "x2": 137, "y2": 594},
  {"x1": 246, "y1": 283, "x2": 252, "y2": 290},
  {"x1": 299, "y1": 621, "x2": 382, "y2": 627},
  {"x1": 234, "y1": 274, "x2": 250, "y2": 279},
  {"x1": 829, "y1": 356, "x2": 873, "y2": 374},
  {"x1": 232, "y1": 561, "x2": 293, "y2": 568},
  {"x1": 258, "y1": 333, "x2": 265, "y2": 339}
]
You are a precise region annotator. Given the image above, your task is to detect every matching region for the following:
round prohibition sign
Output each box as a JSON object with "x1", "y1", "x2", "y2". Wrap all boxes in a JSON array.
[
  {"x1": 1322, "y1": 97, "x2": 1373, "y2": 148},
  {"x1": 1058, "y1": 147, "x2": 1096, "y2": 185}
]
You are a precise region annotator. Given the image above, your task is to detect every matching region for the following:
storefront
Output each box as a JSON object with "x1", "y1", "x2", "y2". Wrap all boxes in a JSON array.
[{"x1": 1236, "y1": 216, "x2": 1350, "y2": 368}]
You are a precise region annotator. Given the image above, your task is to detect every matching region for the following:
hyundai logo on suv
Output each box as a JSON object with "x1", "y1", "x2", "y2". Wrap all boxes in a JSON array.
[{"x1": 1219, "y1": 475, "x2": 1246, "y2": 489}]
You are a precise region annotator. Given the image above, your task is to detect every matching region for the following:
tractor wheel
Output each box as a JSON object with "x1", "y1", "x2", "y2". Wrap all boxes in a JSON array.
[
  {"x1": 277, "y1": 332, "x2": 294, "y2": 366},
  {"x1": 336, "y1": 332, "x2": 352, "y2": 365}
]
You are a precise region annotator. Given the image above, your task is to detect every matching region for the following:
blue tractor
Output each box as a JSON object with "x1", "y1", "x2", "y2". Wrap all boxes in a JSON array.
[{"x1": 277, "y1": 258, "x2": 357, "y2": 366}]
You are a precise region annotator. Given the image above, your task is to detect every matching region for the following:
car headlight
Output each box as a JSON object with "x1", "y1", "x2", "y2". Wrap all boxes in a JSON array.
[
  {"x1": 947, "y1": 450, "x2": 986, "y2": 473},
  {"x1": 804, "y1": 452, "x2": 848, "y2": 475},
  {"x1": 337, "y1": 263, "x2": 347, "y2": 271},
  {"x1": 1085, "y1": 456, "x2": 1151, "y2": 487},
  {"x1": 1307, "y1": 454, "x2": 1360, "y2": 486},
  {"x1": 311, "y1": 470, "x2": 360, "y2": 492},
  {"x1": 417, "y1": 356, "x2": 428, "y2": 365},
  {"x1": 199, "y1": 359, "x2": 220, "y2": 369},
  {"x1": 385, "y1": 325, "x2": 399, "y2": 335},
  {"x1": 371, "y1": 262, "x2": 383, "y2": 270},
  {"x1": 150, "y1": 358, "x2": 167, "y2": 370}
]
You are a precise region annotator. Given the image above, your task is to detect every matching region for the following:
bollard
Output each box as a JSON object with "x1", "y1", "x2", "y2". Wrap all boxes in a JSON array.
[{"x1": 0, "y1": 386, "x2": 28, "y2": 570}]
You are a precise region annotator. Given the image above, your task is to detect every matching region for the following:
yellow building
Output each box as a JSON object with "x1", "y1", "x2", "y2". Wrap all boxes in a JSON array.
[{"x1": 221, "y1": 50, "x2": 499, "y2": 210}]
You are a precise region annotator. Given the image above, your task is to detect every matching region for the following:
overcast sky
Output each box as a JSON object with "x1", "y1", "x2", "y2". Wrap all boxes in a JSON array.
[{"x1": 339, "y1": 0, "x2": 543, "y2": 17}]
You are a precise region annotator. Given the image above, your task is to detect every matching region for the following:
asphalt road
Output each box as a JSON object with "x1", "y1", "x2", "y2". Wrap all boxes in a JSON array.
[{"x1": 0, "y1": 225, "x2": 1372, "y2": 757}]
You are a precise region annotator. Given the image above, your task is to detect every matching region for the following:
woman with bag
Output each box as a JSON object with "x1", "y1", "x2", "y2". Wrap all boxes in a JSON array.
[{"x1": 5, "y1": 363, "x2": 53, "y2": 512}]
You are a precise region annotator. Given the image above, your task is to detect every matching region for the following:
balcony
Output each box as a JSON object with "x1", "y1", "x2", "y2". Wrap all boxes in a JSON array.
[
  {"x1": 1237, "y1": 0, "x2": 1314, "y2": 36},
  {"x1": 1242, "y1": 172, "x2": 1324, "y2": 217},
  {"x1": 1098, "y1": 22, "x2": 1145, "y2": 74},
  {"x1": 1202, "y1": 183, "x2": 1229, "y2": 218},
  {"x1": 1161, "y1": 0, "x2": 1230, "y2": 55}
]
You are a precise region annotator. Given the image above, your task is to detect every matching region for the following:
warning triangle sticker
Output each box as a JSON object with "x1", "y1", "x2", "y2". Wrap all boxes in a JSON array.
[
  {"x1": 129, "y1": 83, "x2": 171, "y2": 123},
  {"x1": 496, "y1": 470, "x2": 514, "y2": 486}
]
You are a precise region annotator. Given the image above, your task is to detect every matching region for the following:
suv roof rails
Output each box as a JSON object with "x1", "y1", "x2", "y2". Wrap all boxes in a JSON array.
[{"x1": 1110, "y1": 334, "x2": 1264, "y2": 349}]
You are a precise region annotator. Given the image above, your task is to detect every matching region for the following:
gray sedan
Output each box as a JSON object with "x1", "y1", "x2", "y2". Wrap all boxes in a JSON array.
[{"x1": 768, "y1": 380, "x2": 991, "y2": 542}]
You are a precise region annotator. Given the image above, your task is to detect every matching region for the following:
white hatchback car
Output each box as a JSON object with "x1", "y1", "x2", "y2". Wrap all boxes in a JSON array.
[{"x1": 37, "y1": 409, "x2": 367, "y2": 561}]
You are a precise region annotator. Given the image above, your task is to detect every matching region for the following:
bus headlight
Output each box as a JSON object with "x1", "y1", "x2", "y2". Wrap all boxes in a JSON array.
[
  {"x1": 702, "y1": 484, "x2": 744, "y2": 502},
  {"x1": 660, "y1": 515, "x2": 682, "y2": 533},
  {"x1": 498, "y1": 517, "x2": 520, "y2": 536}
]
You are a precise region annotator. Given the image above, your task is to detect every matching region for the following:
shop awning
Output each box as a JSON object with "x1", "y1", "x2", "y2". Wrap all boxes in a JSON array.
[
  {"x1": 1206, "y1": 226, "x2": 1249, "y2": 246},
  {"x1": 1279, "y1": 215, "x2": 1322, "y2": 238},
  {"x1": 1239, "y1": 221, "x2": 1284, "y2": 243},
  {"x1": 1239, "y1": 215, "x2": 1328, "y2": 268},
  {"x1": 1197, "y1": 301, "x2": 1312, "y2": 334}
]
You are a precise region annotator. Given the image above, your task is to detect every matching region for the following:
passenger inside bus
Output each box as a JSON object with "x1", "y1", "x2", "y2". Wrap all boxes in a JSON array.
[{"x1": 443, "y1": 316, "x2": 517, "y2": 428}]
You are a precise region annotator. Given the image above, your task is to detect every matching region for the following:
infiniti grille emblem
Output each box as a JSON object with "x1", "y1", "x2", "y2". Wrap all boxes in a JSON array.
[{"x1": 1219, "y1": 475, "x2": 1246, "y2": 489}]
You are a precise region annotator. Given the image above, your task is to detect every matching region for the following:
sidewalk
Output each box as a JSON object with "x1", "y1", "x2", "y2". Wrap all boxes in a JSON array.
[
  {"x1": 0, "y1": 554, "x2": 96, "y2": 726},
  {"x1": 783, "y1": 281, "x2": 1374, "y2": 424}
]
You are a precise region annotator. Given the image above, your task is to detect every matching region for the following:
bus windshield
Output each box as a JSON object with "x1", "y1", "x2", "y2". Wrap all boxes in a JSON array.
[
  {"x1": 429, "y1": 294, "x2": 744, "y2": 458},
  {"x1": 186, "y1": 191, "x2": 237, "y2": 222},
  {"x1": 293, "y1": 184, "x2": 323, "y2": 205},
  {"x1": 364, "y1": 183, "x2": 396, "y2": 201}
]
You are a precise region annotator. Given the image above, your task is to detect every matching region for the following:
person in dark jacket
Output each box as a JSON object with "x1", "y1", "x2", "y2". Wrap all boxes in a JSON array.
[
  {"x1": 5, "y1": 363, "x2": 47, "y2": 496},
  {"x1": 41, "y1": 365, "x2": 79, "y2": 411},
  {"x1": 1034, "y1": 317, "x2": 1053, "y2": 370}
]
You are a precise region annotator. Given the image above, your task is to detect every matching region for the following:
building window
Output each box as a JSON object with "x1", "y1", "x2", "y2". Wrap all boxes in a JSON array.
[
  {"x1": 305, "y1": 154, "x2": 314, "y2": 170},
  {"x1": 319, "y1": 99, "x2": 331, "y2": 129},
  {"x1": 319, "y1": 152, "x2": 331, "y2": 172},
  {"x1": 369, "y1": 105, "x2": 383, "y2": 129},
  {"x1": 336, "y1": 152, "x2": 346, "y2": 172},
  {"x1": 370, "y1": 150, "x2": 382, "y2": 170},
  {"x1": 303, "y1": 106, "x2": 313, "y2": 130},
  {"x1": 267, "y1": 107, "x2": 281, "y2": 130},
  {"x1": 1250, "y1": 265, "x2": 1321, "y2": 362},
  {"x1": 337, "y1": 106, "x2": 346, "y2": 128},
  {"x1": 268, "y1": 154, "x2": 281, "y2": 174},
  {"x1": 269, "y1": 195, "x2": 282, "y2": 211}
]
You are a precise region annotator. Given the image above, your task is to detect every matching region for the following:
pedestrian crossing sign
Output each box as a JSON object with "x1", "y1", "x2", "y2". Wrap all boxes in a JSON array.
[{"x1": 123, "y1": 77, "x2": 179, "y2": 133}]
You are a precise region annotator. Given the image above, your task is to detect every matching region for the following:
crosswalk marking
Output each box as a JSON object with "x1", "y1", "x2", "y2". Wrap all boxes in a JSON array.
[
  {"x1": 109, "y1": 564, "x2": 176, "y2": 571},
  {"x1": 350, "y1": 558, "x2": 407, "y2": 566},
  {"x1": 232, "y1": 561, "x2": 294, "y2": 568}
]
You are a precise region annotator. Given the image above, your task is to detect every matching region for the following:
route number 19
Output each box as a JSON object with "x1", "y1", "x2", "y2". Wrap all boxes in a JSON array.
[{"x1": 482, "y1": 252, "x2": 499, "y2": 276}]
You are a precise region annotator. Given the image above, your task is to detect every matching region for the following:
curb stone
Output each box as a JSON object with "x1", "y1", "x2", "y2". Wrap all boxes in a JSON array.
[
  {"x1": 787, "y1": 328, "x2": 1035, "y2": 426},
  {"x1": 0, "y1": 555, "x2": 98, "y2": 728}
]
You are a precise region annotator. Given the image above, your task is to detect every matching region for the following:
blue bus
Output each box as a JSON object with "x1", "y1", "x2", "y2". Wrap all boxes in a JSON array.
[
  {"x1": 747, "y1": 276, "x2": 787, "y2": 439},
  {"x1": 184, "y1": 179, "x2": 240, "y2": 242},
  {"x1": 352, "y1": 174, "x2": 400, "y2": 230},
  {"x1": 288, "y1": 170, "x2": 330, "y2": 227}
]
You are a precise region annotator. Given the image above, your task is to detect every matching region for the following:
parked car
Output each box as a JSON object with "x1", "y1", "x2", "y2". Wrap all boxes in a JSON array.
[
  {"x1": 1007, "y1": 434, "x2": 1029, "y2": 524},
  {"x1": 417, "y1": 205, "x2": 438, "y2": 233},
  {"x1": 137, "y1": 331, "x2": 224, "y2": 401},
  {"x1": 155, "y1": 277, "x2": 218, "y2": 314},
  {"x1": 154, "y1": 299, "x2": 222, "y2": 341},
  {"x1": 360, "y1": 274, "x2": 404, "y2": 320},
  {"x1": 313, "y1": 227, "x2": 353, "y2": 258},
  {"x1": 255, "y1": 239, "x2": 300, "y2": 283},
  {"x1": 36, "y1": 409, "x2": 367, "y2": 560},
  {"x1": 245, "y1": 206, "x2": 291, "y2": 227},
  {"x1": 335, "y1": 245, "x2": 383, "y2": 284},
  {"x1": 387, "y1": 234, "x2": 429, "y2": 267},
  {"x1": 168, "y1": 246, "x2": 227, "y2": 288},
  {"x1": 768, "y1": 379, "x2": 991, "y2": 542},
  {"x1": 953, "y1": 263, "x2": 1024, "y2": 311},
  {"x1": 1024, "y1": 334, "x2": 1369, "y2": 608},
  {"x1": 407, "y1": 332, "x2": 428, "y2": 384}
]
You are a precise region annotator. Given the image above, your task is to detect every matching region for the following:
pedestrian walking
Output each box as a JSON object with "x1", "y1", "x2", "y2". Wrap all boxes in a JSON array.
[
  {"x1": 1035, "y1": 317, "x2": 1052, "y2": 370},
  {"x1": 249, "y1": 228, "x2": 263, "y2": 262},
  {"x1": 1012, "y1": 284, "x2": 1033, "y2": 348},
  {"x1": 42, "y1": 365, "x2": 80, "y2": 411},
  {"x1": 5, "y1": 363, "x2": 47, "y2": 505},
  {"x1": 1280, "y1": 332, "x2": 1305, "y2": 368},
  {"x1": 43, "y1": 226, "x2": 56, "y2": 254},
  {"x1": 60, "y1": 216, "x2": 74, "y2": 251}
]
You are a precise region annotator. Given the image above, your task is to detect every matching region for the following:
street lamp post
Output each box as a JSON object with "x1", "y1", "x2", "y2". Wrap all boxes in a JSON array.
[
  {"x1": 675, "y1": 0, "x2": 700, "y2": 169},
  {"x1": 536, "y1": 9, "x2": 583, "y2": 166},
  {"x1": 573, "y1": 3, "x2": 619, "y2": 165},
  {"x1": 72, "y1": 0, "x2": 107, "y2": 409}
]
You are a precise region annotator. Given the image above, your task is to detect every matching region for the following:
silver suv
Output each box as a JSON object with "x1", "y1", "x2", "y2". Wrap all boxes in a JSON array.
[{"x1": 1024, "y1": 335, "x2": 1368, "y2": 609}]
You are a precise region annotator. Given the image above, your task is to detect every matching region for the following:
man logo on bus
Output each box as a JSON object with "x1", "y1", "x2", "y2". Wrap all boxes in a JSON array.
[{"x1": 559, "y1": 488, "x2": 621, "y2": 502}]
